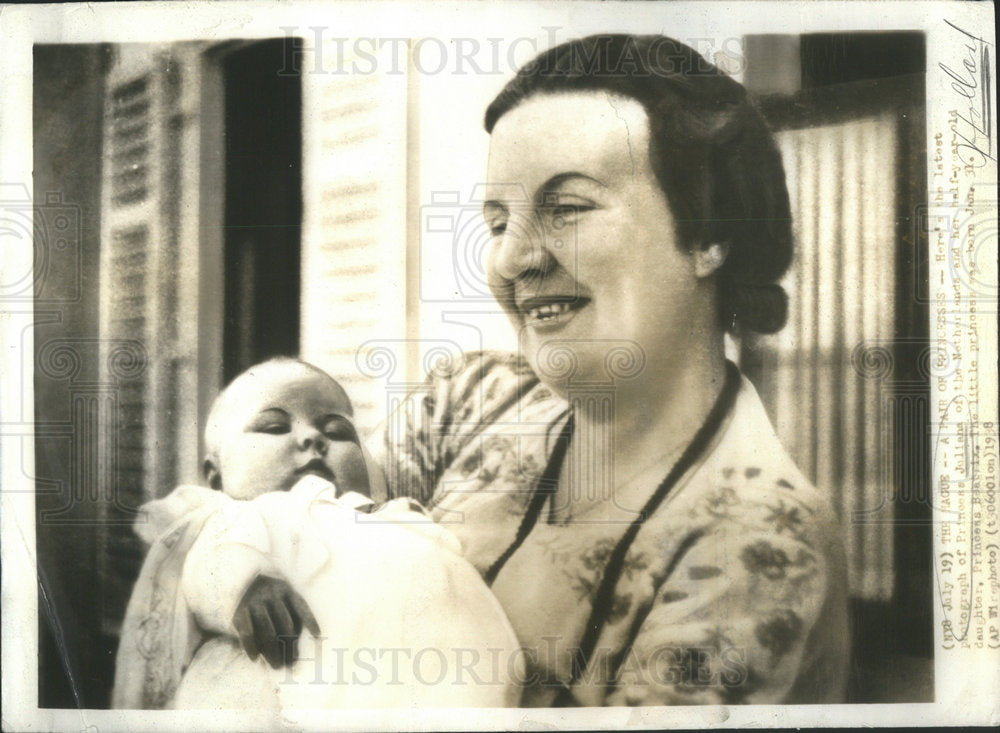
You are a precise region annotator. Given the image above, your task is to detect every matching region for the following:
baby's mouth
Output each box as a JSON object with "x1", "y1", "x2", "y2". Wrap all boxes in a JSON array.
[{"x1": 296, "y1": 458, "x2": 336, "y2": 482}]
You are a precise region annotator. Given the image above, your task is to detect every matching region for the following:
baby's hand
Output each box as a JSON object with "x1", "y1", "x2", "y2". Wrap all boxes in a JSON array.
[{"x1": 232, "y1": 574, "x2": 321, "y2": 669}]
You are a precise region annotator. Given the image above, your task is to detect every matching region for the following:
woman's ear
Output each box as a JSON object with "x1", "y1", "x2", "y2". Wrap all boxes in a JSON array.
[
  {"x1": 203, "y1": 457, "x2": 222, "y2": 490},
  {"x1": 694, "y1": 242, "x2": 729, "y2": 278}
]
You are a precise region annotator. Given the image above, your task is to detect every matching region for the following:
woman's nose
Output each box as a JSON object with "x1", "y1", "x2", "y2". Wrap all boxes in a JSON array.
[{"x1": 489, "y1": 212, "x2": 552, "y2": 283}]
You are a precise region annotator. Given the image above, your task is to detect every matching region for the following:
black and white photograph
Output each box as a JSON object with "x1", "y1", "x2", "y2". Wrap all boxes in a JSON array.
[{"x1": 1, "y1": 1, "x2": 996, "y2": 730}]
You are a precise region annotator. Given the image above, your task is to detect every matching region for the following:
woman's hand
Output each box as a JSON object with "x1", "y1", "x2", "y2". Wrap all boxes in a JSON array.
[{"x1": 232, "y1": 574, "x2": 320, "y2": 669}]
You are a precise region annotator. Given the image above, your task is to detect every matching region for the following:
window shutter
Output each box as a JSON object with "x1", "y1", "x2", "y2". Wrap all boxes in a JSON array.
[
  {"x1": 98, "y1": 53, "x2": 158, "y2": 637},
  {"x1": 96, "y1": 44, "x2": 215, "y2": 637},
  {"x1": 299, "y1": 43, "x2": 410, "y2": 436}
]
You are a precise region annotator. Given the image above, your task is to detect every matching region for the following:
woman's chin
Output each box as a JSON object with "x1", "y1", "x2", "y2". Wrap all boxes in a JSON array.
[
  {"x1": 521, "y1": 328, "x2": 648, "y2": 393},
  {"x1": 522, "y1": 342, "x2": 611, "y2": 397}
]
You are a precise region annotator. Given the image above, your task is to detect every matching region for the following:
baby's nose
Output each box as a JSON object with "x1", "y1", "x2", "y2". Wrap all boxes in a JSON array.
[{"x1": 297, "y1": 427, "x2": 328, "y2": 454}]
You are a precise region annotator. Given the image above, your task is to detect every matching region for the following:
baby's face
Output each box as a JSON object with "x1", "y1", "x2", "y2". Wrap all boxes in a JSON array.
[{"x1": 212, "y1": 364, "x2": 370, "y2": 500}]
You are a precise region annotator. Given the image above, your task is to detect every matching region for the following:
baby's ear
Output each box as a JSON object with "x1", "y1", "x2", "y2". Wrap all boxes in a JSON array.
[{"x1": 203, "y1": 457, "x2": 222, "y2": 490}]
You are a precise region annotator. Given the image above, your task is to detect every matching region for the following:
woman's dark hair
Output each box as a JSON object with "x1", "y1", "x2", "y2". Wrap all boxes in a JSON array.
[{"x1": 485, "y1": 34, "x2": 792, "y2": 334}]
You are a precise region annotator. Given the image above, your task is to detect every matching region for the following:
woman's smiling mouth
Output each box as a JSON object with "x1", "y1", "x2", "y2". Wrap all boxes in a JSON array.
[{"x1": 519, "y1": 296, "x2": 590, "y2": 330}]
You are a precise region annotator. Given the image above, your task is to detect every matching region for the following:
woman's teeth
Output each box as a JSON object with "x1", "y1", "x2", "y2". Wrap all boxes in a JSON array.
[{"x1": 527, "y1": 302, "x2": 572, "y2": 321}]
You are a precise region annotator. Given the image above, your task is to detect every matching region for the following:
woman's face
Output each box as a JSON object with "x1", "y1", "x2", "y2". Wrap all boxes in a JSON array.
[{"x1": 484, "y1": 91, "x2": 705, "y2": 392}]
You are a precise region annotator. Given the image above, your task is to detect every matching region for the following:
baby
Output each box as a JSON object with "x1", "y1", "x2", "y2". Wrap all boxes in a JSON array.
[{"x1": 112, "y1": 358, "x2": 522, "y2": 710}]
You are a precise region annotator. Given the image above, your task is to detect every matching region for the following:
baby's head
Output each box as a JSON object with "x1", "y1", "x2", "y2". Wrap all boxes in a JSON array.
[{"x1": 203, "y1": 358, "x2": 371, "y2": 500}]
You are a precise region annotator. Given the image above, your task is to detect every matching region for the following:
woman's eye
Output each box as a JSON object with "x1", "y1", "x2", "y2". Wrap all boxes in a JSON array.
[
  {"x1": 544, "y1": 202, "x2": 592, "y2": 227},
  {"x1": 256, "y1": 423, "x2": 289, "y2": 434},
  {"x1": 487, "y1": 220, "x2": 507, "y2": 237}
]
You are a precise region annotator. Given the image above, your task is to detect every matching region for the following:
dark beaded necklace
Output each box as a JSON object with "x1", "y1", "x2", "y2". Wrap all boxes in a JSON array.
[{"x1": 484, "y1": 361, "x2": 742, "y2": 705}]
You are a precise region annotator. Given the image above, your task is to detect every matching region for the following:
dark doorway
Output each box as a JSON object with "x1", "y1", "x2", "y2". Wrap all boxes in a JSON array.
[
  {"x1": 34, "y1": 42, "x2": 111, "y2": 710},
  {"x1": 223, "y1": 39, "x2": 302, "y2": 384}
]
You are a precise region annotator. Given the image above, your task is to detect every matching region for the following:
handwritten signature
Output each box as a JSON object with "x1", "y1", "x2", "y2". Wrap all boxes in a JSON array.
[{"x1": 940, "y1": 20, "x2": 994, "y2": 168}]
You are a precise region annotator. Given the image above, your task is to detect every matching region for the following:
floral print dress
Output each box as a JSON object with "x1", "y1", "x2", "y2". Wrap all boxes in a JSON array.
[{"x1": 370, "y1": 351, "x2": 849, "y2": 706}]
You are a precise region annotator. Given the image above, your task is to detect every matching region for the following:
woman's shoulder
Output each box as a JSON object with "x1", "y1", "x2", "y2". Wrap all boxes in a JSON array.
[
  {"x1": 728, "y1": 375, "x2": 826, "y2": 493},
  {"x1": 421, "y1": 349, "x2": 548, "y2": 416},
  {"x1": 428, "y1": 349, "x2": 537, "y2": 389},
  {"x1": 681, "y1": 373, "x2": 841, "y2": 545},
  {"x1": 374, "y1": 350, "x2": 559, "y2": 503}
]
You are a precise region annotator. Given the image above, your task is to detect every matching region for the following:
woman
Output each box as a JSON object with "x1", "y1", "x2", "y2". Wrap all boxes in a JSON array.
[{"x1": 374, "y1": 34, "x2": 849, "y2": 706}]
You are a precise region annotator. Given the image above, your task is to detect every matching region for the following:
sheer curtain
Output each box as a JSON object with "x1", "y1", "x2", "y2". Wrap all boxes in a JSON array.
[{"x1": 745, "y1": 115, "x2": 898, "y2": 600}]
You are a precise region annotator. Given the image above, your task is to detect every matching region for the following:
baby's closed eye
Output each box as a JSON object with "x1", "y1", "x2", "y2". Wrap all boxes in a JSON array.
[
  {"x1": 247, "y1": 409, "x2": 290, "y2": 434},
  {"x1": 321, "y1": 415, "x2": 358, "y2": 443}
]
